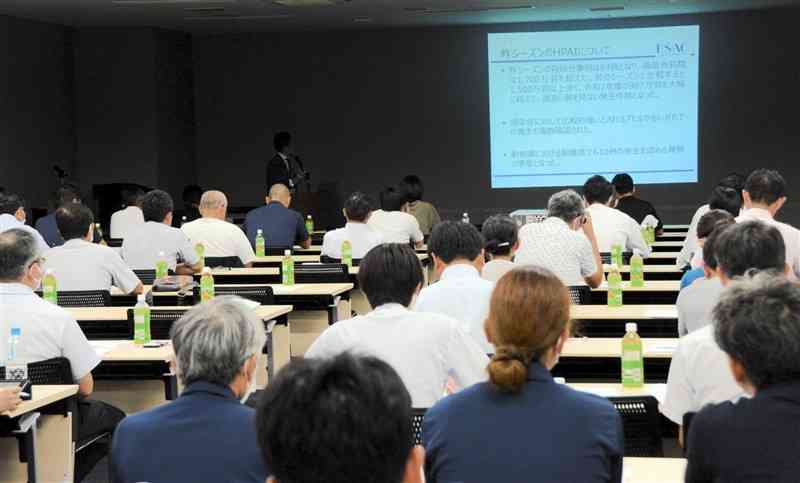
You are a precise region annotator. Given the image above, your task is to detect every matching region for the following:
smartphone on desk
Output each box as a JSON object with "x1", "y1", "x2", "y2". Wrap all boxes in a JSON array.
[{"x1": 0, "y1": 379, "x2": 32, "y2": 400}]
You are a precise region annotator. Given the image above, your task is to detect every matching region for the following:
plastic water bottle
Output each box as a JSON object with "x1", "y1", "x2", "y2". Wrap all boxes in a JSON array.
[
  {"x1": 181, "y1": 216, "x2": 187, "y2": 227},
  {"x1": 195, "y1": 242, "x2": 205, "y2": 269},
  {"x1": 42, "y1": 269, "x2": 58, "y2": 305},
  {"x1": 630, "y1": 249, "x2": 645, "y2": 288},
  {"x1": 305, "y1": 215, "x2": 314, "y2": 234},
  {"x1": 255, "y1": 229, "x2": 266, "y2": 257},
  {"x1": 341, "y1": 240, "x2": 353, "y2": 268},
  {"x1": 94, "y1": 223, "x2": 105, "y2": 242},
  {"x1": 462, "y1": 212, "x2": 470, "y2": 224},
  {"x1": 282, "y1": 249, "x2": 295, "y2": 285},
  {"x1": 6, "y1": 327, "x2": 27, "y2": 380},
  {"x1": 155, "y1": 251, "x2": 169, "y2": 279},
  {"x1": 611, "y1": 243, "x2": 624, "y2": 267},
  {"x1": 607, "y1": 264, "x2": 623, "y2": 307},
  {"x1": 621, "y1": 323, "x2": 645, "y2": 387},
  {"x1": 133, "y1": 294, "x2": 151, "y2": 345},
  {"x1": 200, "y1": 267, "x2": 215, "y2": 302}
]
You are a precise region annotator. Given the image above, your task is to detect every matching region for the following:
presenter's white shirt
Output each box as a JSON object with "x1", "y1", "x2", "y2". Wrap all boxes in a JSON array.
[
  {"x1": 367, "y1": 210, "x2": 424, "y2": 245},
  {"x1": 737, "y1": 208, "x2": 800, "y2": 278},
  {"x1": 305, "y1": 303, "x2": 488, "y2": 408},
  {"x1": 0, "y1": 214, "x2": 49, "y2": 255},
  {"x1": 181, "y1": 217, "x2": 256, "y2": 266},
  {"x1": 414, "y1": 265, "x2": 495, "y2": 353},
  {"x1": 43, "y1": 239, "x2": 141, "y2": 294},
  {"x1": 660, "y1": 325, "x2": 746, "y2": 425},
  {"x1": 122, "y1": 221, "x2": 199, "y2": 271},
  {"x1": 109, "y1": 206, "x2": 145, "y2": 240},
  {"x1": 515, "y1": 217, "x2": 597, "y2": 287},
  {"x1": 0, "y1": 283, "x2": 101, "y2": 381},
  {"x1": 586, "y1": 203, "x2": 652, "y2": 257},
  {"x1": 321, "y1": 223, "x2": 383, "y2": 259},
  {"x1": 481, "y1": 259, "x2": 517, "y2": 282}
]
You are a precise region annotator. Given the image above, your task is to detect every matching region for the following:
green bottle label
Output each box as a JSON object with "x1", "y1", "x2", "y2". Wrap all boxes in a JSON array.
[
  {"x1": 611, "y1": 244, "x2": 623, "y2": 266},
  {"x1": 282, "y1": 257, "x2": 295, "y2": 285},
  {"x1": 200, "y1": 275, "x2": 215, "y2": 302},
  {"x1": 341, "y1": 241, "x2": 353, "y2": 267},
  {"x1": 621, "y1": 344, "x2": 645, "y2": 387},
  {"x1": 630, "y1": 261, "x2": 644, "y2": 287},
  {"x1": 195, "y1": 244, "x2": 205, "y2": 268},
  {"x1": 255, "y1": 235, "x2": 265, "y2": 257},
  {"x1": 43, "y1": 276, "x2": 57, "y2": 304},
  {"x1": 156, "y1": 260, "x2": 168, "y2": 279},
  {"x1": 305, "y1": 220, "x2": 314, "y2": 233},
  {"x1": 134, "y1": 307, "x2": 151, "y2": 344}
]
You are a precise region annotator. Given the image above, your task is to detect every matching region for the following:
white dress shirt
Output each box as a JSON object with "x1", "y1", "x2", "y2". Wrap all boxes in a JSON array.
[
  {"x1": 43, "y1": 239, "x2": 141, "y2": 294},
  {"x1": 660, "y1": 325, "x2": 746, "y2": 425},
  {"x1": 181, "y1": 217, "x2": 256, "y2": 266},
  {"x1": 122, "y1": 221, "x2": 199, "y2": 271},
  {"x1": 737, "y1": 208, "x2": 800, "y2": 278},
  {"x1": 0, "y1": 283, "x2": 101, "y2": 381},
  {"x1": 367, "y1": 210, "x2": 424, "y2": 245},
  {"x1": 586, "y1": 204, "x2": 652, "y2": 257},
  {"x1": 0, "y1": 214, "x2": 49, "y2": 255},
  {"x1": 321, "y1": 223, "x2": 383, "y2": 259},
  {"x1": 677, "y1": 204, "x2": 710, "y2": 268},
  {"x1": 306, "y1": 303, "x2": 488, "y2": 408},
  {"x1": 515, "y1": 217, "x2": 597, "y2": 287},
  {"x1": 481, "y1": 259, "x2": 517, "y2": 282},
  {"x1": 414, "y1": 264, "x2": 495, "y2": 353},
  {"x1": 676, "y1": 276, "x2": 725, "y2": 336},
  {"x1": 110, "y1": 206, "x2": 145, "y2": 240}
]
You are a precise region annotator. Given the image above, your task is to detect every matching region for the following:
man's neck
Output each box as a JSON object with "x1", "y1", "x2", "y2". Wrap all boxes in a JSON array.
[
  {"x1": 490, "y1": 255, "x2": 513, "y2": 262},
  {"x1": 748, "y1": 202, "x2": 773, "y2": 213}
]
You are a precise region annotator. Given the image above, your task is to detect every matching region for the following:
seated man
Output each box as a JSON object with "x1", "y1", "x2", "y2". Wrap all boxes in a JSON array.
[
  {"x1": 680, "y1": 210, "x2": 735, "y2": 289},
  {"x1": 612, "y1": 173, "x2": 663, "y2": 233},
  {"x1": 661, "y1": 221, "x2": 788, "y2": 445},
  {"x1": 515, "y1": 190, "x2": 604, "y2": 288},
  {"x1": 677, "y1": 212, "x2": 735, "y2": 336},
  {"x1": 305, "y1": 244, "x2": 487, "y2": 407},
  {"x1": 35, "y1": 184, "x2": 81, "y2": 248},
  {"x1": 367, "y1": 186, "x2": 424, "y2": 247},
  {"x1": 256, "y1": 353, "x2": 424, "y2": 483},
  {"x1": 43, "y1": 203, "x2": 142, "y2": 294},
  {"x1": 584, "y1": 175, "x2": 651, "y2": 258},
  {"x1": 414, "y1": 221, "x2": 494, "y2": 352},
  {"x1": 182, "y1": 191, "x2": 256, "y2": 267},
  {"x1": 0, "y1": 194, "x2": 48, "y2": 254},
  {"x1": 111, "y1": 297, "x2": 268, "y2": 483},
  {"x1": 0, "y1": 229, "x2": 125, "y2": 481},
  {"x1": 121, "y1": 190, "x2": 201, "y2": 274},
  {"x1": 244, "y1": 184, "x2": 310, "y2": 250},
  {"x1": 685, "y1": 275, "x2": 800, "y2": 481},
  {"x1": 737, "y1": 168, "x2": 800, "y2": 278},
  {"x1": 321, "y1": 191, "x2": 382, "y2": 260},
  {"x1": 110, "y1": 188, "x2": 145, "y2": 240}
]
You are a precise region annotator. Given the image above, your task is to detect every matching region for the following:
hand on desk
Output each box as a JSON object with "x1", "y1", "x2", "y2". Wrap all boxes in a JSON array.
[{"x1": 0, "y1": 386, "x2": 22, "y2": 412}]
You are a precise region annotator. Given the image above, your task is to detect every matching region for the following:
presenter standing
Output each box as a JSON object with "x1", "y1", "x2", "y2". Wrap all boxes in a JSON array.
[{"x1": 267, "y1": 131, "x2": 308, "y2": 193}]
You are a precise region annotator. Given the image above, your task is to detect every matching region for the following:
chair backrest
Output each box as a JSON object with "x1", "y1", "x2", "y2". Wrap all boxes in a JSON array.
[
  {"x1": 600, "y1": 252, "x2": 633, "y2": 265},
  {"x1": 567, "y1": 285, "x2": 591, "y2": 305},
  {"x1": 289, "y1": 263, "x2": 350, "y2": 283},
  {"x1": 134, "y1": 269, "x2": 157, "y2": 285},
  {"x1": 609, "y1": 396, "x2": 663, "y2": 457},
  {"x1": 319, "y1": 255, "x2": 361, "y2": 267},
  {"x1": 204, "y1": 256, "x2": 244, "y2": 269},
  {"x1": 36, "y1": 290, "x2": 112, "y2": 308},
  {"x1": 682, "y1": 411, "x2": 696, "y2": 455},
  {"x1": 126, "y1": 309, "x2": 186, "y2": 340},
  {"x1": 192, "y1": 285, "x2": 275, "y2": 305},
  {"x1": 410, "y1": 408, "x2": 428, "y2": 446},
  {"x1": 1, "y1": 357, "x2": 72, "y2": 385},
  {"x1": 108, "y1": 238, "x2": 124, "y2": 248}
]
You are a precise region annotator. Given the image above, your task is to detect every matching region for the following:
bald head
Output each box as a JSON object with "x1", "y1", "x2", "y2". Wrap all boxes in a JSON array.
[
  {"x1": 199, "y1": 190, "x2": 228, "y2": 220},
  {"x1": 268, "y1": 184, "x2": 292, "y2": 208}
]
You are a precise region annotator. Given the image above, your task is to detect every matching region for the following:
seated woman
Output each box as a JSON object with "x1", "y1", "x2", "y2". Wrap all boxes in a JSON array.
[
  {"x1": 423, "y1": 266, "x2": 624, "y2": 483},
  {"x1": 480, "y1": 214, "x2": 519, "y2": 282},
  {"x1": 401, "y1": 175, "x2": 441, "y2": 236}
]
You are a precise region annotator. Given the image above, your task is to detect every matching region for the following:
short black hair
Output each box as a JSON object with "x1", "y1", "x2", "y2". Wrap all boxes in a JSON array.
[
  {"x1": 429, "y1": 220, "x2": 484, "y2": 264},
  {"x1": 714, "y1": 274, "x2": 800, "y2": 389},
  {"x1": 718, "y1": 173, "x2": 746, "y2": 191},
  {"x1": 0, "y1": 194, "x2": 25, "y2": 216},
  {"x1": 140, "y1": 189, "x2": 174, "y2": 223},
  {"x1": 583, "y1": 175, "x2": 614, "y2": 205},
  {"x1": 379, "y1": 186, "x2": 407, "y2": 212},
  {"x1": 257, "y1": 353, "x2": 413, "y2": 483},
  {"x1": 344, "y1": 192, "x2": 372, "y2": 222},
  {"x1": 696, "y1": 209, "x2": 735, "y2": 240},
  {"x1": 744, "y1": 169, "x2": 786, "y2": 206},
  {"x1": 49, "y1": 184, "x2": 81, "y2": 210},
  {"x1": 714, "y1": 221, "x2": 786, "y2": 278},
  {"x1": 182, "y1": 185, "x2": 203, "y2": 205},
  {"x1": 708, "y1": 185, "x2": 743, "y2": 217},
  {"x1": 702, "y1": 217, "x2": 736, "y2": 270},
  {"x1": 482, "y1": 215, "x2": 518, "y2": 258},
  {"x1": 273, "y1": 131, "x2": 292, "y2": 152},
  {"x1": 401, "y1": 175, "x2": 424, "y2": 202},
  {"x1": 358, "y1": 244, "x2": 423, "y2": 307},
  {"x1": 121, "y1": 187, "x2": 145, "y2": 206},
  {"x1": 611, "y1": 173, "x2": 634, "y2": 195},
  {"x1": 55, "y1": 203, "x2": 95, "y2": 241}
]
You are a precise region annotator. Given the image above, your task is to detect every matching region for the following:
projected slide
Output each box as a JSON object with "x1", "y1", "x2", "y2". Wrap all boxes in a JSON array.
[{"x1": 488, "y1": 26, "x2": 699, "y2": 189}]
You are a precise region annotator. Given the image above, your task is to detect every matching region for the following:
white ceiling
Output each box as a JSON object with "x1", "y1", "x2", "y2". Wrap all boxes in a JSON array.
[{"x1": 0, "y1": 0, "x2": 797, "y2": 32}]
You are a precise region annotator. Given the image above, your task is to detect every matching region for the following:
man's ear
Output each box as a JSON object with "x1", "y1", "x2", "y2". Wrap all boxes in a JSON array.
[
  {"x1": 727, "y1": 357, "x2": 755, "y2": 395},
  {"x1": 402, "y1": 446, "x2": 425, "y2": 483},
  {"x1": 772, "y1": 196, "x2": 787, "y2": 214},
  {"x1": 742, "y1": 190, "x2": 752, "y2": 208}
]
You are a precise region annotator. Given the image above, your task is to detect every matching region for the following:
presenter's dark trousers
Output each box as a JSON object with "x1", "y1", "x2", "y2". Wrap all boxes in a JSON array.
[{"x1": 76, "y1": 399, "x2": 126, "y2": 482}]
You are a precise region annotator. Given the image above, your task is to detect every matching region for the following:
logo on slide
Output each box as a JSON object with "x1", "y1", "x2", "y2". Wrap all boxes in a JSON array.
[{"x1": 657, "y1": 43, "x2": 687, "y2": 55}]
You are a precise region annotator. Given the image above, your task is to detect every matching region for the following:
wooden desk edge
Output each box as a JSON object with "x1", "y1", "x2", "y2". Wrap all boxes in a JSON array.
[{"x1": 3, "y1": 385, "x2": 79, "y2": 418}]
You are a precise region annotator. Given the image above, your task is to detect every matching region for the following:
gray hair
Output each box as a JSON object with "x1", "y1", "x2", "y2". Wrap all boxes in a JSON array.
[
  {"x1": 714, "y1": 272, "x2": 800, "y2": 389},
  {"x1": 199, "y1": 190, "x2": 227, "y2": 211},
  {"x1": 170, "y1": 296, "x2": 267, "y2": 387},
  {"x1": 0, "y1": 229, "x2": 40, "y2": 282},
  {"x1": 547, "y1": 190, "x2": 585, "y2": 223}
]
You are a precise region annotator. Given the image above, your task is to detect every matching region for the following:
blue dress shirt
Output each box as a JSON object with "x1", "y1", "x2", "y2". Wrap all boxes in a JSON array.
[
  {"x1": 35, "y1": 213, "x2": 64, "y2": 247},
  {"x1": 243, "y1": 202, "x2": 308, "y2": 249}
]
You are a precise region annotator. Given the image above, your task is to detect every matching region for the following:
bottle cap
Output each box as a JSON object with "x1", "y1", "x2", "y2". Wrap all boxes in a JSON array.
[
  {"x1": 182, "y1": 216, "x2": 187, "y2": 220},
  {"x1": 202, "y1": 266, "x2": 212, "y2": 274},
  {"x1": 463, "y1": 212, "x2": 468, "y2": 216},
  {"x1": 284, "y1": 249, "x2": 291, "y2": 256},
  {"x1": 10, "y1": 327, "x2": 20, "y2": 337},
  {"x1": 257, "y1": 229, "x2": 263, "y2": 234},
  {"x1": 626, "y1": 322, "x2": 638, "y2": 333},
  {"x1": 632, "y1": 249, "x2": 641, "y2": 257},
  {"x1": 95, "y1": 223, "x2": 100, "y2": 227},
  {"x1": 44, "y1": 269, "x2": 53, "y2": 275},
  {"x1": 307, "y1": 215, "x2": 311, "y2": 219},
  {"x1": 137, "y1": 294, "x2": 146, "y2": 302},
  {"x1": 158, "y1": 251, "x2": 165, "y2": 256}
]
